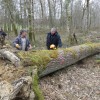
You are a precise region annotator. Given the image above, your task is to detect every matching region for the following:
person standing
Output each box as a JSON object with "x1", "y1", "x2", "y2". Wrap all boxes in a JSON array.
[
  {"x1": 0, "y1": 28, "x2": 7, "y2": 46},
  {"x1": 13, "y1": 29, "x2": 32, "y2": 51}
]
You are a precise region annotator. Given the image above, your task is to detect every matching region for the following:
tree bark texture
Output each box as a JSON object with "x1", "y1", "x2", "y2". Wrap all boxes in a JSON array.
[
  {"x1": 16, "y1": 43, "x2": 100, "y2": 77},
  {"x1": 0, "y1": 43, "x2": 99, "y2": 77}
]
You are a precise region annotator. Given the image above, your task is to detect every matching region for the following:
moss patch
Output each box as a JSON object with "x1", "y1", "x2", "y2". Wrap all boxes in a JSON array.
[
  {"x1": 28, "y1": 66, "x2": 44, "y2": 100},
  {"x1": 84, "y1": 43, "x2": 100, "y2": 52},
  {"x1": 32, "y1": 73, "x2": 44, "y2": 100},
  {"x1": 63, "y1": 48, "x2": 77, "y2": 59},
  {"x1": 95, "y1": 60, "x2": 100, "y2": 64},
  {"x1": 17, "y1": 50, "x2": 58, "y2": 72}
]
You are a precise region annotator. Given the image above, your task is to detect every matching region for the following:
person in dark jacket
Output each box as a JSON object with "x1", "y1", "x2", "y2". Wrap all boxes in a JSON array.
[
  {"x1": 46, "y1": 28, "x2": 62, "y2": 50},
  {"x1": 0, "y1": 28, "x2": 7, "y2": 46},
  {"x1": 13, "y1": 29, "x2": 32, "y2": 51},
  {"x1": 0, "y1": 28, "x2": 7, "y2": 37}
]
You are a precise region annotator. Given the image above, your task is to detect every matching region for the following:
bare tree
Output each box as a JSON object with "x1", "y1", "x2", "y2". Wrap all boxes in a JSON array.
[
  {"x1": 3, "y1": 0, "x2": 18, "y2": 36},
  {"x1": 86, "y1": 0, "x2": 90, "y2": 33},
  {"x1": 26, "y1": 0, "x2": 35, "y2": 43},
  {"x1": 47, "y1": 0, "x2": 54, "y2": 27}
]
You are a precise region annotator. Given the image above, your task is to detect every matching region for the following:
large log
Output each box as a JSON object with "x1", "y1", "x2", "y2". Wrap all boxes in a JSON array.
[
  {"x1": 0, "y1": 49, "x2": 20, "y2": 67},
  {"x1": 17, "y1": 43, "x2": 100, "y2": 77}
]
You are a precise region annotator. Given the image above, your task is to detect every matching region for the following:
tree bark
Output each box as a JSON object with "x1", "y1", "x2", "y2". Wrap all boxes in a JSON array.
[
  {"x1": 0, "y1": 49, "x2": 20, "y2": 67},
  {"x1": 40, "y1": 43, "x2": 100, "y2": 77},
  {"x1": 3, "y1": 0, "x2": 18, "y2": 36},
  {"x1": 86, "y1": 0, "x2": 90, "y2": 31},
  {"x1": 0, "y1": 43, "x2": 99, "y2": 77},
  {"x1": 0, "y1": 76, "x2": 34, "y2": 100},
  {"x1": 16, "y1": 43, "x2": 100, "y2": 77},
  {"x1": 47, "y1": 0, "x2": 53, "y2": 27}
]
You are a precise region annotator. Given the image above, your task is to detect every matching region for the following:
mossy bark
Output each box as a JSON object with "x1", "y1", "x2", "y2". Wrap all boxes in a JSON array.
[
  {"x1": 29, "y1": 66, "x2": 44, "y2": 100},
  {"x1": 17, "y1": 43, "x2": 100, "y2": 77},
  {"x1": 33, "y1": 74, "x2": 44, "y2": 100}
]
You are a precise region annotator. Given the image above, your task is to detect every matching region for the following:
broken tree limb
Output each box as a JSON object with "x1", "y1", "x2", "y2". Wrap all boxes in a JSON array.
[
  {"x1": 0, "y1": 76, "x2": 33, "y2": 100},
  {"x1": 17, "y1": 43, "x2": 100, "y2": 77},
  {"x1": 0, "y1": 49, "x2": 20, "y2": 67}
]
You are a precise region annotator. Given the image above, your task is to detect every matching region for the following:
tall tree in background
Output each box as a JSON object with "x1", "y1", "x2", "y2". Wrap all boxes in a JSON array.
[
  {"x1": 86, "y1": 0, "x2": 90, "y2": 33},
  {"x1": 65, "y1": 0, "x2": 71, "y2": 32},
  {"x1": 39, "y1": 0, "x2": 44, "y2": 19},
  {"x1": 47, "y1": 0, "x2": 54, "y2": 27},
  {"x1": 60, "y1": 0, "x2": 63, "y2": 27},
  {"x1": 3, "y1": 0, "x2": 18, "y2": 36},
  {"x1": 23, "y1": 0, "x2": 28, "y2": 28},
  {"x1": 27, "y1": 0, "x2": 35, "y2": 43},
  {"x1": 81, "y1": 1, "x2": 86, "y2": 32}
]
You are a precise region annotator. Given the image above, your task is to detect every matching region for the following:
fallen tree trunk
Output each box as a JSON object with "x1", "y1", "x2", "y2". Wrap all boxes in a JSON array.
[
  {"x1": 0, "y1": 49, "x2": 20, "y2": 67},
  {"x1": 17, "y1": 43, "x2": 100, "y2": 77},
  {"x1": 0, "y1": 43, "x2": 99, "y2": 77},
  {"x1": 40, "y1": 43, "x2": 100, "y2": 77}
]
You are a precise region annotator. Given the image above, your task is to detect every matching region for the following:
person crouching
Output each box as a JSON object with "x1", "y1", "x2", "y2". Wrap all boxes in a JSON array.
[{"x1": 46, "y1": 28, "x2": 62, "y2": 50}]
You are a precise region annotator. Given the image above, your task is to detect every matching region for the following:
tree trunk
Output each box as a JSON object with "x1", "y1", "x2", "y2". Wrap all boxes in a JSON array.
[
  {"x1": 60, "y1": 0, "x2": 63, "y2": 28},
  {"x1": 65, "y1": 0, "x2": 70, "y2": 33},
  {"x1": 47, "y1": 0, "x2": 53, "y2": 28},
  {"x1": 0, "y1": 43, "x2": 100, "y2": 77},
  {"x1": 81, "y1": 3, "x2": 86, "y2": 32},
  {"x1": 0, "y1": 49, "x2": 20, "y2": 67},
  {"x1": 3, "y1": 0, "x2": 18, "y2": 36},
  {"x1": 31, "y1": 0, "x2": 35, "y2": 43},
  {"x1": 39, "y1": 0, "x2": 44, "y2": 19},
  {"x1": 86, "y1": 0, "x2": 90, "y2": 33},
  {"x1": 40, "y1": 43, "x2": 100, "y2": 77},
  {"x1": 68, "y1": 0, "x2": 74, "y2": 45},
  {"x1": 16, "y1": 43, "x2": 100, "y2": 77},
  {"x1": 26, "y1": 0, "x2": 35, "y2": 42}
]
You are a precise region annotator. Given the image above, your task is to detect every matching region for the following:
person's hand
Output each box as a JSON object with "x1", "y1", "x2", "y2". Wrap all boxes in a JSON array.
[
  {"x1": 15, "y1": 44, "x2": 21, "y2": 49},
  {"x1": 28, "y1": 45, "x2": 32, "y2": 50}
]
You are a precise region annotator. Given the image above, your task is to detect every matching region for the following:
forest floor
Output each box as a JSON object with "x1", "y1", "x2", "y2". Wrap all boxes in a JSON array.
[
  {"x1": 0, "y1": 58, "x2": 27, "y2": 83},
  {"x1": 40, "y1": 55, "x2": 100, "y2": 100}
]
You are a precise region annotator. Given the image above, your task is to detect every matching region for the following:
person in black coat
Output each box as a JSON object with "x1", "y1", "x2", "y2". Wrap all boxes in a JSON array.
[
  {"x1": 0, "y1": 28, "x2": 7, "y2": 46},
  {"x1": 0, "y1": 28, "x2": 7, "y2": 37},
  {"x1": 46, "y1": 28, "x2": 62, "y2": 50}
]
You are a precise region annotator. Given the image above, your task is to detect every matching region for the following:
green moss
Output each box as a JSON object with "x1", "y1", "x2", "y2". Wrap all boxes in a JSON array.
[
  {"x1": 63, "y1": 48, "x2": 77, "y2": 59},
  {"x1": 85, "y1": 42, "x2": 99, "y2": 48},
  {"x1": 28, "y1": 66, "x2": 44, "y2": 100},
  {"x1": 32, "y1": 73, "x2": 44, "y2": 100},
  {"x1": 79, "y1": 43, "x2": 100, "y2": 54},
  {"x1": 95, "y1": 60, "x2": 100, "y2": 64},
  {"x1": 17, "y1": 43, "x2": 100, "y2": 72},
  {"x1": 84, "y1": 43, "x2": 96, "y2": 52},
  {"x1": 17, "y1": 50, "x2": 58, "y2": 72}
]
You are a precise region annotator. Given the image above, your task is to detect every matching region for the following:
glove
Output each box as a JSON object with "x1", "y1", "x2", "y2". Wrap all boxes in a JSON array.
[
  {"x1": 15, "y1": 44, "x2": 21, "y2": 49},
  {"x1": 50, "y1": 44, "x2": 56, "y2": 50}
]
